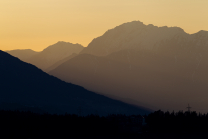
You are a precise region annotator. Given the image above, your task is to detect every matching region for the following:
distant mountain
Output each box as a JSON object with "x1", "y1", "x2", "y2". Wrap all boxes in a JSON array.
[
  {"x1": 49, "y1": 21, "x2": 208, "y2": 112},
  {"x1": 48, "y1": 51, "x2": 180, "y2": 111},
  {"x1": 0, "y1": 50, "x2": 150, "y2": 116},
  {"x1": 6, "y1": 49, "x2": 39, "y2": 62},
  {"x1": 80, "y1": 21, "x2": 187, "y2": 56},
  {"x1": 48, "y1": 52, "x2": 158, "y2": 110},
  {"x1": 45, "y1": 53, "x2": 78, "y2": 73},
  {"x1": 25, "y1": 41, "x2": 83, "y2": 71}
]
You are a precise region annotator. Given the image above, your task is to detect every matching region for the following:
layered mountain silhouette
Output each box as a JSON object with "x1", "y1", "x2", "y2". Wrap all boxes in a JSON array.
[
  {"x1": 7, "y1": 41, "x2": 84, "y2": 71},
  {"x1": 6, "y1": 49, "x2": 39, "y2": 62},
  {"x1": 0, "y1": 50, "x2": 150, "y2": 116},
  {"x1": 48, "y1": 21, "x2": 208, "y2": 112},
  {"x1": 45, "y1": 53, "x2": 78, "y2": 72}
]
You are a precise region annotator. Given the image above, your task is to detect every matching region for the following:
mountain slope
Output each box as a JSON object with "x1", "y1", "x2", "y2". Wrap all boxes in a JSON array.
[
  {"x1": 48, "y1": 51, "x2": 182, "y2": 111},
  {"x1": 80, "y1": 21, "x2": 187, "y2": 56},
  {"x1": 49, "y1": 49, "x2": 208, "y2": 112},
  {"x1": 45, "y1": 53, "x2": 78, "y2": 73},
  {"x1": 26, "y1": 41, "x2": 84, "y2": 71},
  {"x1": 6, "y1": 49, "x2": 39, "y2": 62},
  {"x1": 0, "y1": 50, "x2": 150, "y2": 116},
  {"x1": 49, "y1": 21, "x2": 208, "y2": 112}
]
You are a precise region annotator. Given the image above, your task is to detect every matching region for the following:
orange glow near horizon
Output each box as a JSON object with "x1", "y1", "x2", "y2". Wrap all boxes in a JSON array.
[{"x1": 1, "y1": 0, "x2": 208, "y2": 51}]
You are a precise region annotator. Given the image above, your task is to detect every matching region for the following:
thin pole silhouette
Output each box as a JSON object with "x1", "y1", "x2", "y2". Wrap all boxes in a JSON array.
[{"x1": 186, "y1": 104, "x2": 191, "y2": 112}]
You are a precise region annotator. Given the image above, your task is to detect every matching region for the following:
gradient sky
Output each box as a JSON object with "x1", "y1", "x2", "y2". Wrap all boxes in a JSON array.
[{"x1": 1, "y1": 0, "x2": 208, "y2": 51}]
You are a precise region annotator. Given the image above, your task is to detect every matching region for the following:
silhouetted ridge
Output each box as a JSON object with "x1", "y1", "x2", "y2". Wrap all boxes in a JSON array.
[
  {"x1": 6, "y1": 49, "x2": 39, "y2": 61},
  {"x1": 6, "y1": 41, "x2": 84, "y2": 71},
  {"x1": 45, "y1": 53, "x2": 78, "y2": 72},
  {"x1": 42, "y1": 41, "x2": 83, "y2": 51},
  {"x1": 80, "y1": 21, "x2": 188, "y2": 56},
  {"x1": 0, "y1": 50, "x2": 150, "y2": 115}
]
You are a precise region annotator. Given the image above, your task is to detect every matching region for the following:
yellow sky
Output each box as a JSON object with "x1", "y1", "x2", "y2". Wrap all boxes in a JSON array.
[{"x1": 0, "y1": 0, "x2": 208, "y2": 51}]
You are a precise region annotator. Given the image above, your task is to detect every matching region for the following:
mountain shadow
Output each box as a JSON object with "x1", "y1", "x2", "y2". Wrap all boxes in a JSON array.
[{"x1": 0, "y1": 50, "x2": 151, "y2": 116}]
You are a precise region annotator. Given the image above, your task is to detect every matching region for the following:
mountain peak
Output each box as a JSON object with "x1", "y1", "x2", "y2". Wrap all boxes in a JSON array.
[
  {"x1": 43, "y1": 41, "x2": 83, "y2": 52},
  {"x1": 196, "y1": 30, "x2": 208, "y2": 34},
  {"x1": 55, "y1": 41, "x2": 83, "y2": 46},
  {"x1": 80, "y1": 21, "x2": 189, "y2": 56},
  {"x1": 57, "y1": 41, "x2": 69, "y2": 44},
  {"x1": 24, "y1": 42, "x2": 84, "y2": 70},
  {"x1": 113, "y1": 20, "x2": 145, "y2": 31}
]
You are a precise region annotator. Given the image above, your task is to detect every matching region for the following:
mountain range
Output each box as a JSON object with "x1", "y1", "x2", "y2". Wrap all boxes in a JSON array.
[
  {"x1": 7, "y1": 21, "x2": 208, "y2": 112},
  {"x1": 49, "y1": 21, "x2": 208, "y2": 112}
]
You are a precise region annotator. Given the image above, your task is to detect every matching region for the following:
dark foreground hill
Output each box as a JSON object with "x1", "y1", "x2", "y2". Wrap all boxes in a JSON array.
[{"x1": 0, "y1": 50, "x2": 150, "y2": 116}]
